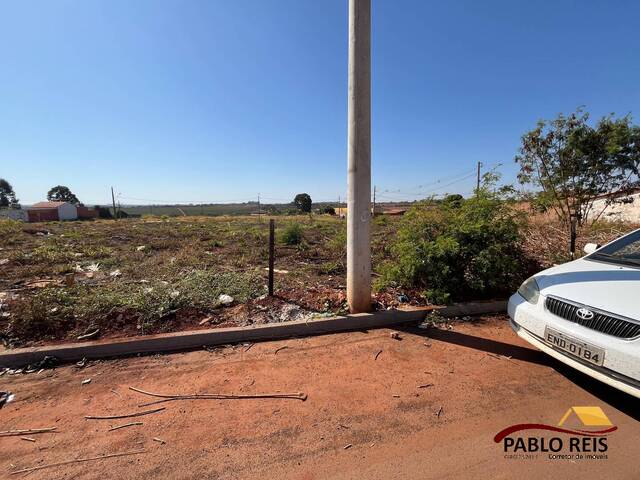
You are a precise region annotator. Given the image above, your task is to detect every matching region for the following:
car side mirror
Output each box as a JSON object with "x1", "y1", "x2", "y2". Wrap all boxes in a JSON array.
[{"x1": 583, "y1": 243, "x2": 600, "y2": 255}]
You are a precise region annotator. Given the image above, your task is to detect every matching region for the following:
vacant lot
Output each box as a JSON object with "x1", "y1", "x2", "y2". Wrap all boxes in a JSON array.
[
  {"x1": 0, "y1": 214, "x2": 636, "y2": 346},
  {"x1": 0, "y1": 317, "x2": 637, "y2": 479},
  {"x1": 0, "y1": 215, "x2": 400, "y2": 346}
]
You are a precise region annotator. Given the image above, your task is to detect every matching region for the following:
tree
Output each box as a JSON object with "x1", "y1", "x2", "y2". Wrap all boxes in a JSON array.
[
  {"x1": 442, "y1": 194, "x2": 464, "y2": 208},
  {"x1": 0, "y1": 178, "x2": 19, "y2": 208},
  {"x1": 515, "y1": 108, "x2": 640, "y2": 228},
  {"x1": 293, "y1": 193, "x2": 312, "y2": 213},
  {"x1": 47, "y1": 185, "x2": 80, "y2": 204}
]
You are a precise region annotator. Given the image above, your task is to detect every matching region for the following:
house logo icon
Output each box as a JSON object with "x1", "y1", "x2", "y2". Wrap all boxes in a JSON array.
[{"x1": 557, "y1": 406, "x2": 613, "y2": 427}]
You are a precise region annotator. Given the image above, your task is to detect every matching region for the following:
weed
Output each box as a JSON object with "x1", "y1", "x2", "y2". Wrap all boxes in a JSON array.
[{"x1": 280, "y1": 223, "x2": 304, "y2": 245}]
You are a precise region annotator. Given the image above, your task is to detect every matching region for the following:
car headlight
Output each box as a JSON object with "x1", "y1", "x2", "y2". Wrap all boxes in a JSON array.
[{"x1": 518, "y1": 277, "x2": 540, "y2": 304}]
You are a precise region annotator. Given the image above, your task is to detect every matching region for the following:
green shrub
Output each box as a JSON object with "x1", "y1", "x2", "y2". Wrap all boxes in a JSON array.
[
  {"x1": 376, "y1": 189, "x2": 526, "y2": 304},
  {"x1": 0, "y1": 219, "x2": 21, "y2": 236},
  {"x1": 280, "y1": 223, "x2": 303, "y2": 245}
]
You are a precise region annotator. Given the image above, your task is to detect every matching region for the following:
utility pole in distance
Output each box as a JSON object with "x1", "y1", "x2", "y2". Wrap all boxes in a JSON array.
[
  {"x1": 258, "y1": 193, "x2": 261, "y2": 223},
  {"x1": 476, "y1": 161, "x2": 482, "y2": 194},
  {"x1": 347, "y1": 0, "x2": 372, "y2": 313},
  {"x1": 111, "y1": 187, "x2": 118, "y2": 221},
  {"x1": 372, "y1": 185, "x2": 376, "y2": 217}
]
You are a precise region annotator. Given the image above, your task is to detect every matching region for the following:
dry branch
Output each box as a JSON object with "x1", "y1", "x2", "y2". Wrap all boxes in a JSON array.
[
  {"x1": 108, "y1": 422, "x2": 143, "y2": 432},
  {"x1": 129, "y1": 386, "x2": 307, "y2": 406},
  {"x1": 0, "y1": 427, "x2": 56, "y2": 437},
  {"x1": 85, "y1": 407, "x2": 165, "y2": 420},
  {"x1": 10, "y1": 449, "x2": 146, "y2": 475}
]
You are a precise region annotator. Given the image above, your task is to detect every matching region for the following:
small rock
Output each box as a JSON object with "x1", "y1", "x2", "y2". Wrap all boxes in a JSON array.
[
  {"x1": 0, "y1": 258, "x2": 9, "y2": 266},
  {"x1": 218, "y1": 294, "x2": 234, "y2": 305},
  {"x1": 170, "y1": 290, "x2": 180, "y2": 299},
  {"x1": 136, "y1": 245, "x2": 147, "y2": 252},
  {"x1": 397, "y1": 294, "x2": 409, "y2": 303},
  {"x1": 81, "y1": 379, "x2": 91, "y2": 385},
  {"x1": 390, "y1": 331, "x2": 401, "y2": 340},
  {"x1": 0, "y1": 391, "x2": 15, "y2": 408},
  {"x1": 109, "y1": 269, "x2": 121, "y2": 277}
]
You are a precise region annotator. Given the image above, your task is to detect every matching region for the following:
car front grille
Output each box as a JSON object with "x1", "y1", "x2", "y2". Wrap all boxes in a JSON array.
[{"x1": 545, "y1": 296, "x2": 640, "y2": 339}]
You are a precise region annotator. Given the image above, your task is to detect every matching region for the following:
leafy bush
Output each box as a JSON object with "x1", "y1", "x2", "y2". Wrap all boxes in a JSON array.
[
  {"x1": 376, "y1": 189, "x2": 526, "y2": 304},
  {"x1": 321, "y1": 206, "x2": 336, "y2": 215},
  {"x1": 280, "y1": 223, "x2": 304, "y2": 245}
]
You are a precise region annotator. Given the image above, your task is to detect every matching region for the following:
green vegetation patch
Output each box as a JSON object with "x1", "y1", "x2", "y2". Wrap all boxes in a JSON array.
[{"x1": 6, "y1": 270, "x2": 264, "y2": 342}]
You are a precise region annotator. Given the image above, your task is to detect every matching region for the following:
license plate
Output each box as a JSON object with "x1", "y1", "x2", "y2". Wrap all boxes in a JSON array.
[{"x1": 544, "y1": 327, "x2": 605, "y2": 366}]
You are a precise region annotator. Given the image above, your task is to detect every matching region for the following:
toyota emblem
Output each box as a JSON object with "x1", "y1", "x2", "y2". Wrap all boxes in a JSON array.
[{"x1": 576, "y1": 308, "x2": 595, "y2": 320}]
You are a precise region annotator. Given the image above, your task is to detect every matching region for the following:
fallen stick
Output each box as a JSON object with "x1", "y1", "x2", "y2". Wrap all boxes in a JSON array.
[
  {"x1": 0, "y1": 428, "x2": 56, "y2": 437},
  {"x1": 10, "y1": 449, "x2": 146, "y2": 475},
  {"x1": 85, "y1": 407, "x2": 165, "y2": 420},
  {"x1": 274, "y1": 346, "x2": 289, "y2": 355},
  {"x1": 487, "y1": 353, "x2": 516, "y2": 363},
  {"x1": 108, "y1": 422, "x2": 143, "y2": 432},
  {"x1": 374, "y1": 349, "x2": 382, "y2": 361},
  {"x1": 20, "y1": 437, "x2": 36, "y2": 442},
  {"x1": 129, "y1": 386, "x2": 307, "y2": 406},
  {"x1": 77, "y1": 328, "x2": 100, "y2": 341}
]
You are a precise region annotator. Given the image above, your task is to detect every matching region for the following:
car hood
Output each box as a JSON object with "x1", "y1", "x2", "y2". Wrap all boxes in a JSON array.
[{"x1": 535, "y1": 257, "x2": 640, "y2": 320}]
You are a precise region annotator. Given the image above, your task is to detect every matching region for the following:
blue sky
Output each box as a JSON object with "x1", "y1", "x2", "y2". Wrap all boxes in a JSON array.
[{"x1": 2, "y1": 0, "x2": 639, "y2": 205}]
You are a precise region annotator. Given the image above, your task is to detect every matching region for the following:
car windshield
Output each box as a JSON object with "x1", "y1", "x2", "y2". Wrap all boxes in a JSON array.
[{"x1": 587, "y1": 229, "x2": 640, "y2": 266}]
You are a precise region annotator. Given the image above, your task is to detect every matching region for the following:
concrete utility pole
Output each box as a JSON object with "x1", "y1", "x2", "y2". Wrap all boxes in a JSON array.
[
  {"x1": 347, "y1": 0, "x2": 372, "y2": 313},
  {"x1": 476, "y1": 161, "x2": 482, "y2": 193}
]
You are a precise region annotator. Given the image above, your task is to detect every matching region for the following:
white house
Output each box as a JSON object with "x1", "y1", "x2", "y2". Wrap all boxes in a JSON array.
[{"x1": 591, "y1": 189, "x2": 640, "y2": 223}]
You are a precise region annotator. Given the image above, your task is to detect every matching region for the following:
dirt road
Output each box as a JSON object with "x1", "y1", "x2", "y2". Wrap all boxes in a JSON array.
[{"x1": 1, "y1": 316, "x2": 637, "y2": 479}]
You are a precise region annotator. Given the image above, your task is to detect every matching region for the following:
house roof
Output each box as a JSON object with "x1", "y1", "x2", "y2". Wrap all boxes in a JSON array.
[{"x1": 29, "y1": 201, "x2": 71, "y2": 209}]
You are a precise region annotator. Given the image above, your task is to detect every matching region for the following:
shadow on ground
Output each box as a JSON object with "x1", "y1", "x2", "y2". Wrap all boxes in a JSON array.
[
  {"x1": 399, "y1": 323, "x2": 640, "y2": 421},
  {"x1": 399, "y1": 324, "x2": 551, "y2": 367}
]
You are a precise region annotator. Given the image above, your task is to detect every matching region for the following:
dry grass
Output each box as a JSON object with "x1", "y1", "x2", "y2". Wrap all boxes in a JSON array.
[
  {"x1": 0, "y1": 215, "x2": 386, "y2": 345},
  {"x1": 1, "y1": 211, "x2": 637, "y2": 346},
  {"x1": 522, "y1": 215, "x2": 640, "y2": 268}
]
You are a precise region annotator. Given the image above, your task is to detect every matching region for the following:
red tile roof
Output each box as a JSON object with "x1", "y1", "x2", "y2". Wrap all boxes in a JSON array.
[{"x1": 29, "y1": 201, "x2": 70, "y2": 209}]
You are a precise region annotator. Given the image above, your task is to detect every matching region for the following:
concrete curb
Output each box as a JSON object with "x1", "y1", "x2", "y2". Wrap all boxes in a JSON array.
[{"x1": 0, "y1": 300, "x2": 506, "y2": 368}]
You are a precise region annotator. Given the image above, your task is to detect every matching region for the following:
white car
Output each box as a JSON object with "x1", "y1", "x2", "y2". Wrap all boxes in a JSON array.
[{"x1": 508, "y1": 228, "x2": 640, "y2": 399}]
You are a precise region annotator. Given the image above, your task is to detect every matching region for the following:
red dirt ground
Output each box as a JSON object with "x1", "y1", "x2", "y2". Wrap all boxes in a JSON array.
[{"x1": 1, "y1": 316, "x2": 637, "y2": 479}]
